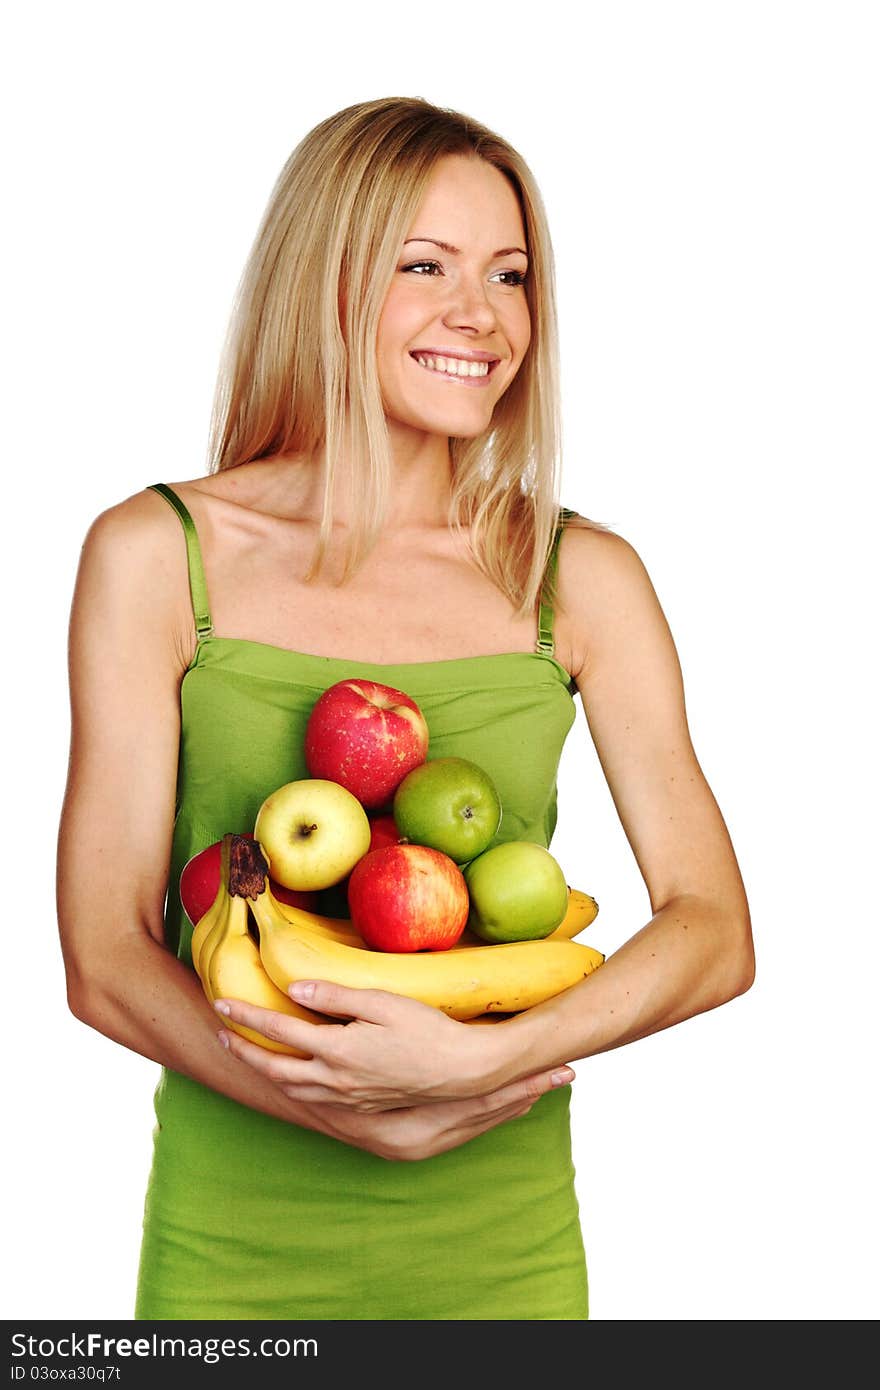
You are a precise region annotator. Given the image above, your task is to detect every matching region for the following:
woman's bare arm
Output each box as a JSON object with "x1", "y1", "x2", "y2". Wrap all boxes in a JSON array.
[
  {"x1": 487, "y1": 525, "x2": 756, "y2": 1078},
  {"x1": 55, "y1": 489, "x2": 312, "y2": 1122}
]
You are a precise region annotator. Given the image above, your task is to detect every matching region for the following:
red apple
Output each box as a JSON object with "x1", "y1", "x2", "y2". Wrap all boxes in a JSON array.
[
  {"x1": 312, "y1": 813, "x2": 404, "y2": 918},
  {"x1": 347, "y1": 843, "x2": 469, "y2": 952},
  {"x1": 179, "y1": 834, "x2": 317, "y2": 925},
  {"x1": 304, "y1": 679, "x2": 429, "y2": 810},
  {"x1": 368, "y1": 812, "x2": 405, "y2": 853}
]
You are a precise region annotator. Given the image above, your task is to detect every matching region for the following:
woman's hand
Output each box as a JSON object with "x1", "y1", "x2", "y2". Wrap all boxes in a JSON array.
[
  {"x1": 290, "y1": 1065, "x2": 575, "y2": 1162},
  {"x1": 213, "y1": 978, "x2": 572, "y2": 1111}
]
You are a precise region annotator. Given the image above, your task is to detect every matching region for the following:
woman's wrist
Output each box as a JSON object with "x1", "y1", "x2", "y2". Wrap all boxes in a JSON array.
[{"x1": 464, "y1": 1011, "x2": 551, "y2": 1092}]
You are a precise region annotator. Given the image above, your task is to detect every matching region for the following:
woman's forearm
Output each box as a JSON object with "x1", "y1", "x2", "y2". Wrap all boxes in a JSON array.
[
  {"x1": 486, "y1": 893, "x2": 755, "y2": 1085},
  {"x1": 66, "y1": 931, "x2": 315, "y2": 1126},
  {"x1": 64, "y1": 928, "x2": 579, "y2": 1162}
]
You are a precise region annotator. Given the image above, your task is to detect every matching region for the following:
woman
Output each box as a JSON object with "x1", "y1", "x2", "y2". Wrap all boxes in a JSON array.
[{"x1": 56, "y1": 96, "x2": 755, "y2": 1320}]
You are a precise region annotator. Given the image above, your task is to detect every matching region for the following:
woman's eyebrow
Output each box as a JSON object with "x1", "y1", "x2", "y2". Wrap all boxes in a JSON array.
[{"x1": 404, "y1": 237, "x2": 528, "y2": 258}]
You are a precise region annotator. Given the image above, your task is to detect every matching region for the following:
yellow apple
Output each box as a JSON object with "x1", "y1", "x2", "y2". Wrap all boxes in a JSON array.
[{"x1": 253, "y1": 779, "x2": 372, "y2": 891}]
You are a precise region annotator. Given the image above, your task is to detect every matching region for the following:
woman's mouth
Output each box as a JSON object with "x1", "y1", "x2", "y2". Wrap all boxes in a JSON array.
[{"x1": 409, "y1": 352, "x2": 500, "y2": 387}]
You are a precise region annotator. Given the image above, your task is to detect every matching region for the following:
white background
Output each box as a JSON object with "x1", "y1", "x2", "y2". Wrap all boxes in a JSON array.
[{"x1": 3, "y1": 1, "x2": 877, "y2": 1322}]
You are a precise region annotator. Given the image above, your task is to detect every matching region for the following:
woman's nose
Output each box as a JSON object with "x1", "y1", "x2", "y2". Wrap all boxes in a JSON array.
[{"x1": 441, "y1": 274, "x2": 498, "y2": 333}]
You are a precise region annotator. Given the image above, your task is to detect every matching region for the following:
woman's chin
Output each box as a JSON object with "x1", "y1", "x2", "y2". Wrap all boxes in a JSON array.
[{"x1": 385, "y1": 410, "x2": 494, "y2": 443}]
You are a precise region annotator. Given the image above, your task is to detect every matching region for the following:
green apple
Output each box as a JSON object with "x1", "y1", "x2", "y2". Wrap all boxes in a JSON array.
[
  {"x1": 392, "y1": 756, "x2": 502, "y2": 866},
  {"x1": 463, "y1": 841, "x2": 569, "y2": 942}
]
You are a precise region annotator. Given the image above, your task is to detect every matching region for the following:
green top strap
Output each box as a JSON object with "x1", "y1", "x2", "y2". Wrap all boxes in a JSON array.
[
  {"x1": 147, "y1": 483, "x2": 214, "y2": 640},
  {"x1": 536, "y1": 507, "x2": 577, "y2": 656}
]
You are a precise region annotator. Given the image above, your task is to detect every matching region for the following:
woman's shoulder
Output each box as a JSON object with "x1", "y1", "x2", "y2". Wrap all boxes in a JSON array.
[
  {"x1": 83, "y1": 482, "x2": 184, "y2": 555},
  {"x1": 83, "y1": 469, "x2": 242, "y2": 550},
  {"x1": 555, "y1": 515, "x2": 663, "y2": 677},
  {"x1": 75, "y1": 481, "x2": 215, "y2": 668},
  {"x1": 76, "y1": 484, "x2": 204, "y2": 603},
  {"x1": 557, "y1": 508, "x2": 638, "y2": 576}
]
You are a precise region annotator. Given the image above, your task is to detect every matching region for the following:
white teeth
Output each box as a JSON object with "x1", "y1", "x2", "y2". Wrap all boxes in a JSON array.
[{"x1": 412, "y1": 353, "x2": 492, "y2": 378}]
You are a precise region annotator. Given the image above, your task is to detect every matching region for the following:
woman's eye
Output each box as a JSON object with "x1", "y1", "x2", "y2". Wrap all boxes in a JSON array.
[{"x1": 400, "y1": 260, "x2": 527, "y2": 287}]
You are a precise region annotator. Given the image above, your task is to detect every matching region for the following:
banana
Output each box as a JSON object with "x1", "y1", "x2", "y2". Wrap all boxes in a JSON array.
[
  {"x1": 456, "y1": 883, "x2": 599, "y2": 948},
  {"x1": 238, "y1": 846, "x2": 605, "y2": 1021},
  {"x1": 458, "y1": 888, "x2": 598, "y2": 1022},
  {"x1": 553, "y1": 886, "x2": 599, "y2": 938},
  {"x1": 275, "y1": 898, "x2": 365, "y2": 947},
  {"x1": 274, "y1": 884, "x2": 599, "y2": 950},
  {"x1": 190, "y1": 874, "x2": 225, "y2": 978},
  {"x1": 191, "y1": 834, "x2": 333, "y2": 1056}
]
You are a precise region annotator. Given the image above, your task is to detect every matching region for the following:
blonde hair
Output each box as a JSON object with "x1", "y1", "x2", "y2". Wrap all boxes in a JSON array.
[{"x1": 206, "y1": 95, "x2": 613, "y2": 620}]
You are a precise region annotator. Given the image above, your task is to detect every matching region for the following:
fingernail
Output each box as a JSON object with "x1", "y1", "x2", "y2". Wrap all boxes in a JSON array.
[
  {"x1": 214, "y1": 1000, "x2": 231, "y2": 1016},
  {"x1": 216, "y1": 1029, "x2": 229, "y2": 1049},
  {"x1": 289, "y1": 981, "x2": 315, "y2": 1001},
  {"x1": 551, "y1": 1067, "x2": 575, "y2": 1086}
]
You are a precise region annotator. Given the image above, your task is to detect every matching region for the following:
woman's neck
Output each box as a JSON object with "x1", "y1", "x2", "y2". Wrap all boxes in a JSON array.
[{"x1": 259, "y1": 433, "x2": 456, "y2": 530}]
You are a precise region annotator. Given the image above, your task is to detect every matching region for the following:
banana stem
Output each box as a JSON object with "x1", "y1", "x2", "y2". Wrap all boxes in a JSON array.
[{"x1": 227, "y1": 833, "x2": 270, "y2": 900}]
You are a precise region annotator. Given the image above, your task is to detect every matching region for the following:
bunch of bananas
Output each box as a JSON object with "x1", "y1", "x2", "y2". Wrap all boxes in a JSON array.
[{"x1": 193, "y1": 834, "x2": 604, "y2": 1056}]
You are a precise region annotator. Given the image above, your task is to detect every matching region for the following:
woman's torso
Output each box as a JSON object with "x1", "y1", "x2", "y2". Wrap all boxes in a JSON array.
[{"x1": 134, "y1": 463, "x2": 591, "y2": 1320}]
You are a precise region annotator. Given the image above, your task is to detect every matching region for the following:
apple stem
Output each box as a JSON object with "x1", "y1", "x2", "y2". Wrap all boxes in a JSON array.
[
  {"x1": 299, "y1": 823, "x2": 319, "y2": 838},
  {"x1": 227, "y1": 834, "x2": 270, "y2": 899}
]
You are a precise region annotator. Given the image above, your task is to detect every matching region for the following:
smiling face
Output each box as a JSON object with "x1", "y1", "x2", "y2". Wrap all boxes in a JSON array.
[{"x1": 375, "y1": 153, "x2": 532, "y2": 443}]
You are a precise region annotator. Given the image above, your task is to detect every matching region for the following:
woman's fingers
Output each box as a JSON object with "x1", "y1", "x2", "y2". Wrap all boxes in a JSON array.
[
  {"x1": 213, "y1": 981, "x2": 422, "y2": 1050},
  {"x1": 438, "y1": 1067, "x2": 576, "y2": 1147},
  {"x1": 475, "y1": 1065, "x2": 575, "y2": 1121},
  {"x1": 287, "y1": 979, "x2": 410, "y2": 1023},
  {"x1": 213, "y1": 995, "x2": 342, "y2": 1061},
  {"x1": 375, "y1": 1066, "x2": 578, "y2": 1160},
  {"x1": 212, "y1": 987, "x2": 474, "y2": 1107},
  {"x1": 212, "y1": 990, "x2": 577, "y2": 1127},
  {"x1": 216, "y1": 1023, "x2": 407, "y2": 1110}
]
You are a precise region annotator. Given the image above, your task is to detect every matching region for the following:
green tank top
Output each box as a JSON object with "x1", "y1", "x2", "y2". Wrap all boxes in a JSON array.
[{"x1": 135, "y1": 483, "x2": 588, "y2": 1321}]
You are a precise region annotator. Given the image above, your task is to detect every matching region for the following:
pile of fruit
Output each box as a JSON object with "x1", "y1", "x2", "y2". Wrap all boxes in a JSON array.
[{"x1": 180, "y1": 678, "x2": 604, "y2": 1055}]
